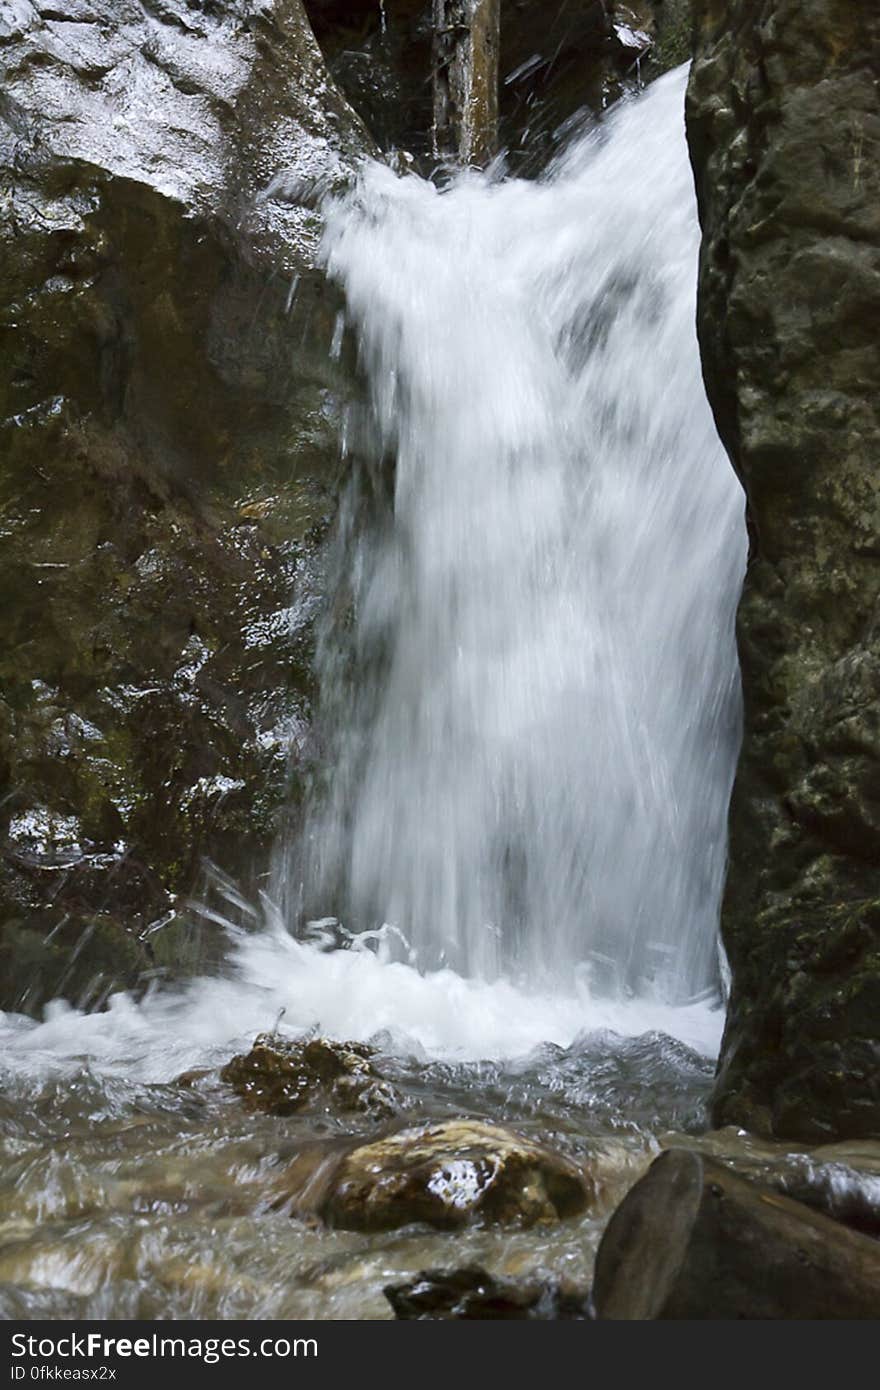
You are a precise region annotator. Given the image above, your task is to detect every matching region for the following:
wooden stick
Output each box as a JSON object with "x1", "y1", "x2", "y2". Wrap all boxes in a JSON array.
[{"x1": 432, "y1": 0, "x2": 500, "y2": 166}]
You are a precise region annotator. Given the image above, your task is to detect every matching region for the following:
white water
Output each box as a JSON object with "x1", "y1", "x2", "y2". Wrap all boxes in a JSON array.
[
  {"x1": 294, "y1": 66, "x2": 746, "y2": 999},
  {"x1": 0, "y1": 915, "x2": 723, "y2": 1083},
  {"x1": 0, "y1": 68, "x2": 743, "y2": 1084}
]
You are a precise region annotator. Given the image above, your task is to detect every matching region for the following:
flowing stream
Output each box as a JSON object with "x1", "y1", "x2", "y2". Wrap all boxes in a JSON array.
[{"x1": 0, "y1": 67, "x2": 750, "y2": 1319}]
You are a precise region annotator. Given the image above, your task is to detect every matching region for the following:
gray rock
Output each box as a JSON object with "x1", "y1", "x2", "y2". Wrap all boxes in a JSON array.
[{"x1": 687, "y1": 0, "x2": 880, "y2": 1139}]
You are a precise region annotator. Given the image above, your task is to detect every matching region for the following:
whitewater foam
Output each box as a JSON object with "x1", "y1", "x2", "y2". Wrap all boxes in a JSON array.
[{"x1": 0, "y1": 918, "x2": 724, "y2": 1085}]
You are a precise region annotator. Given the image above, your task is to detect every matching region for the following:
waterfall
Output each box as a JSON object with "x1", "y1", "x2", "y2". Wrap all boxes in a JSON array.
[
  {"x1": 292, "y1": 65, "x2": 747, "y2": 1005},
  {"x1": 0, "y1": 67, "x2": 745, "y2": 1081}
]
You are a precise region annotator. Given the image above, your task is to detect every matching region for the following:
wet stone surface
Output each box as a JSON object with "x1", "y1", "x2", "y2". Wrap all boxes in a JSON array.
[
  {"x1": 384, "y1": 1264, "x2": 590, "y2": 1319},
  {"x1": 0, "y1": 0, "x2": 374, "y2": 1010},
  {"x1": 288, "y1": 1118, "x2": 597, "y2": 1232},
  {"x1": 220, "y1": 1033, "x2": 402, "y2": 1118},
  {"x1": 688, "y1": 0, "x2": 880, "y2": 1140}
]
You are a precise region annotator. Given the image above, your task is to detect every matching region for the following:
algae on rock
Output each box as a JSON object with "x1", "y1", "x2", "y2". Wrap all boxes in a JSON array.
[{"x1": 221, "y1": 1033, "x2": 401, "y2": 1117}]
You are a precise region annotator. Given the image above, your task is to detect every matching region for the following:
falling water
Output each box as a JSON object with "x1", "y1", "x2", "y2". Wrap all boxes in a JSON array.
[{"x1": 294, "y1": 65, "x2": 746, "y2": 1004}]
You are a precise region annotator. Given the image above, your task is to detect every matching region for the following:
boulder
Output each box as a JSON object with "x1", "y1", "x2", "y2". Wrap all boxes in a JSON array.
[
  {"x1": 687, "y1": 0, "x2": 880, "y2": 1139},
  {"x1": 593, "y1": 1149, "x2": 880, "y2": 1319},
  {"x1": 281, "y1": 1118, "x2": 594, "y2": 1231}
]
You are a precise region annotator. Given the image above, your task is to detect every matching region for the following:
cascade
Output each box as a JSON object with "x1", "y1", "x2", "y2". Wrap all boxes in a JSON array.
[{"x1": 292, "y1": 65, "x2": 746, "y2": 1004}]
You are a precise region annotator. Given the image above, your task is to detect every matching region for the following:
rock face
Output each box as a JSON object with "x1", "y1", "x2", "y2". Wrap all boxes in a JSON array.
[
  {"x1": 432, "y1": 0, "x2": 501, "y2": 167},
  {"x1": 0, "y1": 1, "x2": 373, "y2": 1010},
  {"x1": 281, "y1": 1119, "x2": 594, "y2": 1231},
  {"x1": 0, "y1": 2, "x2": 694, "y2": 1014},
  {"x1": 220, "y1": 1033, "x2": 401, "y2": 1117},
  {"x1": 305, "y1": 1, "x2": 662, "y2": 174},
  {"x1": 687, "y1": 2, "x2": 880, "y2": 1138}
]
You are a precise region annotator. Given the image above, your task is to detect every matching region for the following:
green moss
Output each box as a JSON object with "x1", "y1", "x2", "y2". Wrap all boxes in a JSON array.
[
  {"x1": 648, "y1": 0, "x2": 694, "y2": 74},
  {"x1": 714, "y1": 897, "x2": 880, "y2": 1140}
]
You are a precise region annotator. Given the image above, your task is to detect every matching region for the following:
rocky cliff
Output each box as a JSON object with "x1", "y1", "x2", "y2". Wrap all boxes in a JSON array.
[
  {"x1": 0, "y1": 0, "x2": 372, "y2": 1010},
  {"x1": 688, "y1": 1, "x2": 880, "y2": 1138}
]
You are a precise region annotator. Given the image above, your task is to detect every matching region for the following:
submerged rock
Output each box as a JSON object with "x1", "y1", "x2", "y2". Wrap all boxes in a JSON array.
[
  {"x1": 290, "y1": 1119, "x2": 594, "y2": 1232},
  {"x1": 687, "y1": 0, "x2": 880, "y2": 1141},
  {"x1": 220, "y1": 1034, "x2": 401, "y2": 1118},
  {"x1": 385, "y1": 1265, "x2": 590, "y2": 1320}
]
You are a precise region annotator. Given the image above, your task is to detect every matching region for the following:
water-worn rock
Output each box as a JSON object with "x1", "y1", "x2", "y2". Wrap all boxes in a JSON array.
[
  {"x1": 687, "y1": 1, "x2": 880, "y2": 1139},
  {"x1": 664, "y1": 1128, "x2": 880, "y2": 1240},
  {"x1": 385, "y1": 1265, "x2": 590, "y2": 1319},
  {"x1": 0, "y1": 1, "x2": 373, "y2": 1010},
  {"x1": 281, "y1": 1119, "x2": 594, "y2": 1231},
  {"x1": 594, "y1": 1148, "x2": 880, "y2": 1319},
  {"x1": 220, "y1": 1033, "x2": 401, "y2": 1117}
]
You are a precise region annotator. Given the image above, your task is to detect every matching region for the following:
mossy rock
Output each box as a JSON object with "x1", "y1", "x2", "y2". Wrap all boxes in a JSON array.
[{"x1": 688, "y1": 0, "x2": 880, "y2": 1140}]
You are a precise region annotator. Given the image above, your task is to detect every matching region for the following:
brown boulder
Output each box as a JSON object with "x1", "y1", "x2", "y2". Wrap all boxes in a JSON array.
[
  {"x1": 594, "y1": 1148, "x2": 880, "y2": 1319},
  {"x1": 281, "y1": 1119, "x2": 594, "y2": 1232}
]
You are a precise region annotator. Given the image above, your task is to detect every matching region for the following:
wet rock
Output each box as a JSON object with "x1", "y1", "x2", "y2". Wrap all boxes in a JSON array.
[
  {"x1": 610, "y1": 22, "x2": 652, "y2": 62},
  {"x1": 795, "y1": 1140, "x2": 880, "y2": 1237},
  {"x1": 594, "y1": 1149, "x2": 880, "y2": 1319},
  {"x1": 175, "y1": 1068, "x2": 213, "y2": 1090},
  {"x1": 644, "y1": 0, "x2": 692, "y2": 75},
  {"x1": 664, "y1": 1128, "x2": 880, "y2": 1241},
  {"x1": 310, "y1": 1119, "x2": 594, "y2": 1232},
  {"x1": 0, "y1": 2, "x2": 374, "y2": 1010},
  {"x1": 385, "y1": 1265, "x2": 590, "y2": 1320},
  {"x1": 432, "y1": 0, "x2": 501, "y2": 167},
  {"x1": 769, "y1": 1155, "x2": 880, "y2": 1241},
  {"x1": 305, "y1": 2, "x2": 667, "y2": 176},
  {"x1": 220, "y1": 1034, "x2": 401, "y2": 1118},
  {"x1": 687, "y1": 0, "x2": 880, "y2": 1141}
]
